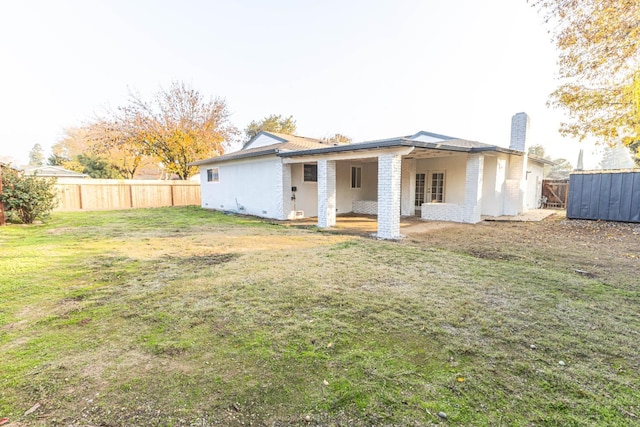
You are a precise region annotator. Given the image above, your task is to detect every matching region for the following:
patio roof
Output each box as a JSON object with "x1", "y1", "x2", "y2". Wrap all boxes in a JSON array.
[{"x1": 277, "y1": 137, "x2": 525, "y2": 159}]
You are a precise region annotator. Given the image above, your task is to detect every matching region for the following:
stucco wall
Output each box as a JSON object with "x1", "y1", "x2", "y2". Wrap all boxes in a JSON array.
[{"x1": 199, "y1": 156, "x2": 283, "y2": 219}]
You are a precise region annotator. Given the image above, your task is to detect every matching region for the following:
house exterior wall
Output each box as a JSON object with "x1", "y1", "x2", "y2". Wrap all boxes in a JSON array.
[
  {"x1": 337, "y1": 161, "x2": 378, "y2": 214},
  {"x1": 415, "y1": 154, "x2": 467, "y2": 204},
  {"x1": 291, "y1": 163, "x2": 318, "y2": 217},
  {"x1": 504, "y1": 154, "x2": 527, "y2": 215},
  {"x1": 525, "y1": 160, "x2": 544, "y2": 210},
  {"x1": 462, "y1": 153, "x2": 484, "y2": 223},
  {"x1": 400, "y1": 158, "x2": 416, "y2": 216},
  {"x1": 199, "y1": 156, "x2": 283, "y2": 219},
  {"x1": 481, "y1": 154, "x2": 507, "y2": 217}
]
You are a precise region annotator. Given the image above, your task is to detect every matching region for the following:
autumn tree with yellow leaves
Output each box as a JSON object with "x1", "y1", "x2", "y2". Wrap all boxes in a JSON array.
[
  {"x1": 532, "y1": 0, "x2": 639, "y2": 164},
  {"x1": 126, "y1": 82, "x2": 238, "y2": 179}
]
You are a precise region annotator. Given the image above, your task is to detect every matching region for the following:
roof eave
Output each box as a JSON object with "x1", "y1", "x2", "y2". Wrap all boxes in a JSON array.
[
  {"x1": 277, "y1": 139, "x2": 488, "y2": 158},
  {"x1": 189, "y1": 149, "x2": 278, "y2": 166}
]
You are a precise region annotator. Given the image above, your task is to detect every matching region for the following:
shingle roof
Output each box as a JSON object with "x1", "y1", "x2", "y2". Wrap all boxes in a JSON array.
[
  {"x1": 189, "y1": 132, "x2": 334, "y2": 166},
  {"x1": 277, "y1": 136, "x2": 523, "y2": 158},
  {"x1": 190, "y1": 130, "x2": 528, "y2": 166}
]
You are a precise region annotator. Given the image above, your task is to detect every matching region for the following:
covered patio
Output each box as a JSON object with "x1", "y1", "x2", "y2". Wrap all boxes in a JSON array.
[
  {"x1": 282, "y1": 209, "x2": 557, "y2": 238},
  {"x1": 279, "y1": 137, "x2": 530, "y2": 240}
]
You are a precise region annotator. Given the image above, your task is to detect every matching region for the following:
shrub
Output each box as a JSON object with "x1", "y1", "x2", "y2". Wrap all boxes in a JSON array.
[{"x1": 0, "y1": 168, "x2": 57, "y2": 224}]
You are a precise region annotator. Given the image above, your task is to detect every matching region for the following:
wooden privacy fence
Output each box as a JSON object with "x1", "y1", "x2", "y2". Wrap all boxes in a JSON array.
[
  {"x1": 542, "y1": 179, "x2": 569, "y2": 209},
  {"x1": 54, "y1": 179, "x2": 201, "y2": 211}
]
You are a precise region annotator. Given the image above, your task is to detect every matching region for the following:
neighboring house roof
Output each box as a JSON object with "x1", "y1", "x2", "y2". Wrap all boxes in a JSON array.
[{"x1": 22, "y1": 166, "x2": 89, "y2": 178}]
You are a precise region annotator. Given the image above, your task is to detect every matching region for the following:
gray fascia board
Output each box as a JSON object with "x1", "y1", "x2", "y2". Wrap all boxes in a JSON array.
[{"x1": 471, "y1": 146, "x2": 515, "y2": 154}]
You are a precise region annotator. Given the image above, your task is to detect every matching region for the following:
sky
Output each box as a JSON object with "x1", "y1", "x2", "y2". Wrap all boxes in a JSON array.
[{"x1": 0, "y1": 0, "x2": 602, "y2": 168}]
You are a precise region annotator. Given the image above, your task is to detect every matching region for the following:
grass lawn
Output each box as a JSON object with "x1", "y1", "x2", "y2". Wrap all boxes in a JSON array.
[{"x1": 1, "y1": 207, "x2": 638, "y2": 426}]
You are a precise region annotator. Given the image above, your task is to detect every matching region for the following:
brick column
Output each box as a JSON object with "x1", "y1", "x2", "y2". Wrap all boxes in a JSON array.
[
  {"x1": 400, "y1": 158, "x2": 416, "y2": 216},
  {"x1": 280, "y1": 163, "x2": 293, "y2": 220},
  {"x1": 377, "y1": 154, "x2": 402, "y2": 239},
  {"x1": 463, "y1": 154, "x2": 484, "y2": 223},
  {"x1": 317, "y1": 160, "x2": 336, "y2": 228}
]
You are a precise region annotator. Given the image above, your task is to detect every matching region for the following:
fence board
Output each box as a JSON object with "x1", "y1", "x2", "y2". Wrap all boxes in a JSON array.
[
  {"x1": 567, "y1": 170, "x2": 640, "y2": 222},
  {"x1": 541, "y1": 180, "x2": 569, "y2": 209},
  {"x1": 54, "y1": 179, "x2": 200, "y2": 211}
]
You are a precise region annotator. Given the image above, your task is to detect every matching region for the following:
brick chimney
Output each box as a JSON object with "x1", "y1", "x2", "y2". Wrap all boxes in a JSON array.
[{"x1": 509, "y1": 112, "x2": 529, "y2": 152}]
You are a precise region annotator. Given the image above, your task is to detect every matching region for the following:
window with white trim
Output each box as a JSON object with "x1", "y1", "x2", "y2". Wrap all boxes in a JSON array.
[
  {"x1": 207, "y1": 167, "x2": 219, "y2": 182},
  {"x1": 351, "y1": 166, "x2": 362, "y2": 188}
]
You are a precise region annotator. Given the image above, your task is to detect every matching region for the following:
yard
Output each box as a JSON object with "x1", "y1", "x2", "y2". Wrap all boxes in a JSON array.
[{"x1": 1, "y1": 207, "x2": 639, "y2": 426}]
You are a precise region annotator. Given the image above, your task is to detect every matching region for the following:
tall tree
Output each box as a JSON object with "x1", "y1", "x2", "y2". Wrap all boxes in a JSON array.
[
  {"x1": 28, "y1": 143, "x2": 44, "y2": 166},
  {"x1": 49, "y1": 127, "x2": 125, "y2": 178},
  {"x1": 87, "y1": 114, "x2": 153, "y2": 179},
  {"x1": 324, "y1": 133, "x2": 352, "y2": 144},
  {"x1": 50, "y1": 127, "x2": 93, "y2": 165},
  {"x1": 531, "y1": 0, "x2": 640, "y2": 157},
  {"x1": 599, "y1": 142, "x2": 636, "y2": 169},
  {"x1": 128, "y1": 82, "x2": 238, "y2": 179},
  {"x1": 527, "y1": 144, "x2": 546, "y2": 158},
  {"x1": 244, "y1": 114, "x2": 297, "y2": 145}
]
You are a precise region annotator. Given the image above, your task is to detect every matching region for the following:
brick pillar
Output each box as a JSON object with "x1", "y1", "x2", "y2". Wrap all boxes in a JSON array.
[
  {"x1": 463, "y1": 154, "x2": 484, "y2": 223},
  {"x1": 317, "y1": 160, "x2": 336, "y2": 228},
  {"x1": 279, "y1": 163, "x2": 293, "y2": 220},
  {"x1": 377, "y1": 154, "x2": 402, "y2": 239},
  {"x1": 400, "y1": 158, "x2": 416, "y2": 216}
]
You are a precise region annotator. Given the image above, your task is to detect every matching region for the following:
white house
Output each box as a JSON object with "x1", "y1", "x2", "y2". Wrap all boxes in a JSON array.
[{"x1": 191, "y1": 113, "x2": 550, "y2": 239}]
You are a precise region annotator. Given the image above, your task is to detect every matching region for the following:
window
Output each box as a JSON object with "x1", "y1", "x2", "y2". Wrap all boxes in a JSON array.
[
  {"x1": 303, "y1": 164, "x2": 317, "y2": 182},
  {"x1": 351, "y1": 166, "x2": 362, "y2": 188},
  {"x1": 415, "y1": 173, "x2": 425, "y2": 207},
  {"x1": 207, "y1": 167, "x2": 219, "y2": 182},
  {"x1": 430, "y1": 172, "x2": 445, "y2": 203}
]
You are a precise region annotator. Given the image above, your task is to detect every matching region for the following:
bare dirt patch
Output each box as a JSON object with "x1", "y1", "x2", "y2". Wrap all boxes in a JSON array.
[{"x1": 402, "y1": 212, "x2": 640, "y2": 287}]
